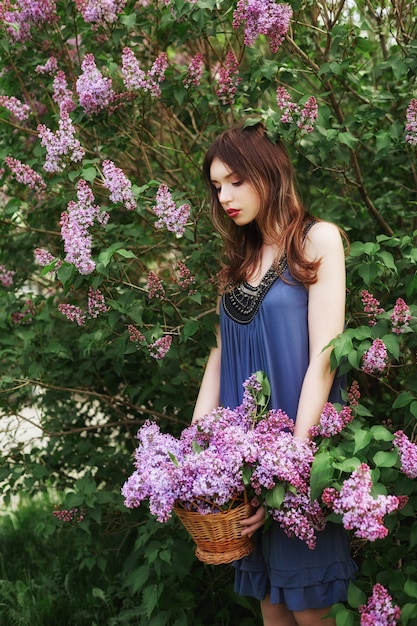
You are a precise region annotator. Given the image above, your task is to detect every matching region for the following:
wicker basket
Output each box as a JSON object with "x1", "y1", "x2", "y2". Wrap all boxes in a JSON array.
[{"x1": 174, "y1": 494, "x2": 255, "y2": 565}]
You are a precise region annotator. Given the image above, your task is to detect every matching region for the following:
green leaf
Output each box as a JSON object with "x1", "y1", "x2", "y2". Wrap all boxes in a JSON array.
[
  {"x1": 370, "y1": 425, "x2": 394, "y2": 442},
  {"x1": 353, "y1": 428, "x2": 372, "y2": 454},
  {"x1": 382, "y1": 334, "x2": 400, "y2": 360},
  {"x1": 393, "y1": 391, "x2": 414, "y2": 409},
  {"x1": 192, "y1": 441, "x2": 203, "y2": 454},
  {"x1": 265, "y1": 483, "x2": 285, "y2": 509},
  {"x1": 347, "y1": 582, "x2": 367, "y2": 608},
  {"x1": 373, "y1": 450, "x2": 399, "y2": 468},
  {"x1": 82, "y1": 166, "x2": 96, "y2": 183},
  {"x1": 405, "y1": 579, "x2": 417, "y2": 599},
  {"x1": 310, "y1": 450, "x2": 334, "y2": 500}
]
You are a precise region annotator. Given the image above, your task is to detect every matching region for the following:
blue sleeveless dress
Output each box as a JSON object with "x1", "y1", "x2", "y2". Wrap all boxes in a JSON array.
[{"x1": 219, "y1": 259, "x2": 357, "y2": 611}]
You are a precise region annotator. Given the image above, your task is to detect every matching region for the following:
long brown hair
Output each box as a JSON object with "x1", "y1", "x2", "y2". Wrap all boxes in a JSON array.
[{"x1": 203, "y1": 122, "x2": 320, "y2": 287}]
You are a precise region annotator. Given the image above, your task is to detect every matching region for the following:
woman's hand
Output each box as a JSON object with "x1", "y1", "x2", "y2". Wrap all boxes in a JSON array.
[{"x1": 240, "y1": 498, "x2": 265, "y2": 537}]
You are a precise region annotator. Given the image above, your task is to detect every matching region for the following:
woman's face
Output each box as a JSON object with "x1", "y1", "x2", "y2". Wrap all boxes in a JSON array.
[{"x1": 209, "y1": 158, "x2": 262, "y2": 227}]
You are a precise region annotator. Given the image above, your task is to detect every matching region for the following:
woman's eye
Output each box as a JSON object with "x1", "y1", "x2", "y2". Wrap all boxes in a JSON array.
[{"x1": 232, "y1": 180, "x2": 242, "y2": 187}]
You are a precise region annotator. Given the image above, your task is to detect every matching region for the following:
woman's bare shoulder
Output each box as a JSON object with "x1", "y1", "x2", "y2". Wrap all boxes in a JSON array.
[{"x1": 305, "y1": 221, "x2": 344, "y2": 260}]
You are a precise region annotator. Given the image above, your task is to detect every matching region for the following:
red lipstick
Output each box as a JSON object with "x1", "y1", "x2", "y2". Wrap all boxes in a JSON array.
[{"x1": 226, "y1": 209, "x2": 240, "y2": 218}]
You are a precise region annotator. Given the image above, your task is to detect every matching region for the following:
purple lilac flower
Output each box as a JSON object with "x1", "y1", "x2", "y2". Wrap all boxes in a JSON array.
[
  {"x1": 347, "y1": 380, "x2": 360, "y2": 407},
  {"x1": 405, "y1": 98, "x2": 417, "y2": 146},
  {"x1": 52, "y1": 71, "x2": 75, "y2": 114},
  {"x1": 147, "y1": 271, "x2": 165, "y2": 299},
  {"x1": 121, "y1": 48, "x2": 168, "y2": 97},
  {"x1": 35, "y1": 56, "x2": 58, "y2": 74},
  {"x1": 5, "y1": 0, "x2": 57, "y2": 42},
  {"x1": 127, "y1": 324, "x2": 145, "y2": 344},
  {"x1": 309, "y1": 403, "x2": 353, "y2": 438},
  {"x1": 322, "y1": 463, "x2": 400, "y2": 541},
  {"x1": 37, "y1": 111, "x2": 85, "y2": 173},
  {"x1": 0, "y1": 95, "x2": 30, "y2": 121},
  {"x1": 393, "y1": 430, "x2": 417, "y2": 479},
  {"x1": 359, "y1": 583, "x2": 401, "y2": 626},
  {"x1": 183, "y1": 53, "x2": 204, "y2": 88},
  {"x1": 4, "y1": 156, "x2": 46, "y2": 192},
  {"x1": 0, "y1": 264, "x2": 15, "y2": 287},
  {"x1": 58, "y1": 303, "x2": 87, "y2": 326},
  {"x1": 74, "y1": 0, "x2": 126, "y2": 25},
  {"x1": 276, "y1": 87, "x2": 318, "y2": 134},
  {"x1": 53, "y1": 507, "x2": 85, "y2": 523},
  {"x1": 148, "y1": 335, "x2": 172, "y2": 359},
  {"x1": 176, "y1": 261, "x2": 196, "y2": 293},
  {"x1": 362, "y1": 338, "x2": 388, "y2": 375},
  {"x1": 34, "y1": 248, "x2": 60, "y2": 267},
  {"x1": 153, "y1": 184, "x2": 190, "y2": 236},
  {"x1": 390, "y1": 297, "x2": 411, "y2": 334},
  {"x1": 87, "y1": 287, "x2": 107, "y2": 317},
  {"x1": 215, "y1": 50, "x2": 241, "y2": 106},
  {"x1": 102, "y1": 159, "x2": 136, "y2": 210},
  {"x1": 233, "y1": 0, "x2": 292, "y2": 53},
  {"x1": 271, "y1": 490, "x2": 326, "y2": 549},
  {"x1": 361, "y1": 289, "x2": 384, "y2": 326},
  {"x1": 76, "y1": 54, "x2": 115, "y2": 114},
  {"x1": 60, "y1": 179, "x2": 109, "y2": 274}
]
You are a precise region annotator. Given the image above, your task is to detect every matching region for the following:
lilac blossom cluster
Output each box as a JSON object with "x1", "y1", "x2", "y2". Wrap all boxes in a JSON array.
[
  {"x1": 153, "y1": 184, "x2": 190, "y2": 237},
  {"x1": 58, "y1": 303, "x2": 87, "y2": 326},
  {"x1": 37, "y1": 111, "x2": 85, "y2": 173},
  {"x1": 52, "y1": 71, "x2": 75, "y2": 114},
  {"x1": 361, "y1": 338, "x2": 388, "y2": 375},
  {"x1": 122, "y1": 372, "x2": 322, "y2": 547},
  {"x1": 53, "y1": 507, "x2": 86, "y2": 523},
  {"x1": 215, "y1": 50, "x2": 242, "y2": 106},
  {"x1": 147, "y1": 271, "x2": 165, "y2": 299},
  {"x1": 232, "y1": 0, "x2": 292, "y2": 53},
  {"x1": 309, "y1": 403, "x2": 353, "y2": 438},
  {"x1": 322, "y1": 463, "x2": 400, "y2": 541},
  {"x1": 0, "y1": 95, "x2": 30, "y2": 121},
  {"x1": 393, "y1": 430, "x2": 417, "y2": 479},
  {"x1": 361, "y1": 289, "x2": 384, "y2": 326},
  {"x1": 276, "y1": 87, "x2": 318, "y2": 134},
  {"x1": 271, "y1": 490, "x2": 326, "y2": 549},
  {"x1": 390, "y1": 297, "x2": 411, "y2": 334},
  {"x1": 60, "y1": 179, "x2": 109, "y2": 274},
  {"x1": 405, "y1": 98, "x2": 417, "y2": 147},
  {"x1": 34, "y1": 248, "x2": 62, "y2": 269},
  {"x1": 127, "y1": 324, "x2": 145, "y2": 343},
  {"x1": 4, "y1": 156, "x2": 46, "y2": 192},
  {"x1": 183, "y1": 53, "x2": 204, "y2": 88},
  {"x1": 102, "y1": 159, "x2": 137, "y2": 210},
  {"x1": 359, "y1": 583, "x2": 401, "y2": 626},
  {"x1": 74, "y1": 0, "x2": 126, "y2": 25},
  {"x1": 176, "y1": 261, "x2": 196, "y2": 294},
  {"x1": 12, "y1": 299, "x2": 35, "y2": 325},
  {"x1": 121, "y1": 48, "x2": 168, "y2": 97},
  {"x1": 0, "y1": 264, "x2": 15, "y2": 287},
  {"x1": 35, "y1": 56, "x2": 58, "y2": 74},
  {"x1": 76, "y1": 54, "x2": 115, "y2": 114},
  {"x1": 347, "y1": 380, "x2": 360, "y2": 407},
  {"x1": 88, "y1": 287, "x2": 107, "y2": 317},
  {"x1": 4, "y1": 0, "x2": 57, "y2": 42},
  {"x1": 148, "y1": 335, "x2": 172, "y2": 359}
]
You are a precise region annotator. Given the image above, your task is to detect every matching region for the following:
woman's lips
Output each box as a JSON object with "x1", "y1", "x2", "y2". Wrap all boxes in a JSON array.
[{"x1": 226, "y1": 209, "x2": 241, "y2": 218}]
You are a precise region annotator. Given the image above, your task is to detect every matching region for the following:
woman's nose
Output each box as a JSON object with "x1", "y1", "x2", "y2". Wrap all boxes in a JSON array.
[{"x1": 219, "y1": 185, "x2": 232, "y2": 204}]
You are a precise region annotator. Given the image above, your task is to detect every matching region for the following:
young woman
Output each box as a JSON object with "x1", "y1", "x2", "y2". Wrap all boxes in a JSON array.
[{"x1": 192, "y1": 123, "x2": 357, "y2": 626}]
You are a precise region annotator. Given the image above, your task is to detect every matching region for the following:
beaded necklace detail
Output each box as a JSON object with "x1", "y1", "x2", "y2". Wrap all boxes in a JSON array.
[{"x1": 222, "y1": 221, "x2": 316, "y2": 325}]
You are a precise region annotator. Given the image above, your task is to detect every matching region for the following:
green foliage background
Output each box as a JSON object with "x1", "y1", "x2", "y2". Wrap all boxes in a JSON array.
[{"x1": 0, "y1": 0, "x2": 416, "y2": 624}]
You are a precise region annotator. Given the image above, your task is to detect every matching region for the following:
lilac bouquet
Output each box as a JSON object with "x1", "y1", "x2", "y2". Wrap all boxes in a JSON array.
[{"x1": 122, "y1": 372, "x2": 323, "y2": 547}]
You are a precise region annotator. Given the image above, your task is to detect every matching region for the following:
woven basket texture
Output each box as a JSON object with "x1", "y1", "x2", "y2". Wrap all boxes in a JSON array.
[{"x1": 174, "y1": 497, "x2": 255, "y2": 565}]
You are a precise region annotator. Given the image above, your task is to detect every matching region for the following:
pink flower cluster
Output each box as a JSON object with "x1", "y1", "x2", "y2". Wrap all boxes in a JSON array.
[
  {"x1": 147, "y1": 271, "x2": 165, "y2": 299},
  {"x1": 322, "y1": 463, "x2": 400, "y2": 541},
  {"x1": 74, "y1": 0, "x2": 126, "y2": 25},
  {"x1": 405, "y1": 98, "x2": 417, "y2": 146},
  {"x1": 359, "y1": 583, "x2": 400, "y2": 626},
  {"x1": 309, "y1": 403, "x2": 353, "y2": 438},
  {"x1": 121, "y1": 48, "x2": 168, "y2": 97},
  {"x1": 0, "y1": 264, "x2": 15, "y2": 287},
  {"x1": 34, "y1": 248, "x2": 62, "y2": 269},
  {"x1": 60, "y1": 179, "x2": 109, "y2": 274},
  {"x1": 4, "y1": 0, "x2": 57, "y2": 42},
  {"x1": 52, "y1": 71, "x2": 75, "y2": 114},
  {"x1": 361, "y1": 289, "x2": 384, "y2": 326},
  {"x1": 390, "y1": 297, "x2": 411, "y2": 334},
  {"x1": 148, "y1": 335, "x2": 172, "y2": 359},
  {"x1": 393, "y1": 430, "x2": 417, "y2": 479},
  {"x1": 35, "y1": 56, "x2": 58, "y2": 74},
  {"x1": 76, "y1": 54, "x2": 115, "y2": 114},
  {"x1": 216, "y1": 50, "x2": 241, "y2": 106},
  {"x1": 88, "y1": 287, "x2": 107, "y2": 317},
  {"x1": 53, "y1": 507, "x2": 85, "y2": 523},
  {"x1": 271, "y1": 490, "x2": 326, "y2": 549},
  {"x1": 183, "y1": 53, "x2": 204, "y2": 89},
  {"x1": 176, "y1": 261, "x2": 196, "y2": 294},
  {"x1": 4, "y1": 156, "x2": 46, "y2": 192},
  {"x1": 233, "y1": 0, "x2": 292, "y2": 53},
  {"x1": 102, "y1": 159, "x2": 136, "y2": 210},
  {"x1": 0, "y1": 95, "x2": 30, "y2": 121},
  {"x1": 58, "y1": 303, "x2": 87, "y2": 326},
  {"x1": 37, "y1": 111, "x2": 85, "y2": 173},
  {"x1": 276, "y1": 87, "x2": 318, "y2": 134},
  {"x1": 361, "y1": 338, "x2": 387, "y2": 375},
  {"x1": 153, "y1": 184, "x2": 190, "y2": 237},
  {"x1": 347, "y1": 380, "x2": 361, "y2": 407},
  {"x1": 58, "y1": 287, "x2": 107, "y2": 325},
  {"x1": 127, "y1": 324, "x2": 145, "y2": 343}
]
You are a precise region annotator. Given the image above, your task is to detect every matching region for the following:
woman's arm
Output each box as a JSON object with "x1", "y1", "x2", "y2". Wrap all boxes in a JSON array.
[
  {"x1": 191, "y1": 325, "x2": 222, "y2": 423},
  {"x1": 294, "y1": 221, "x2": 346, "y2": 439}
]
